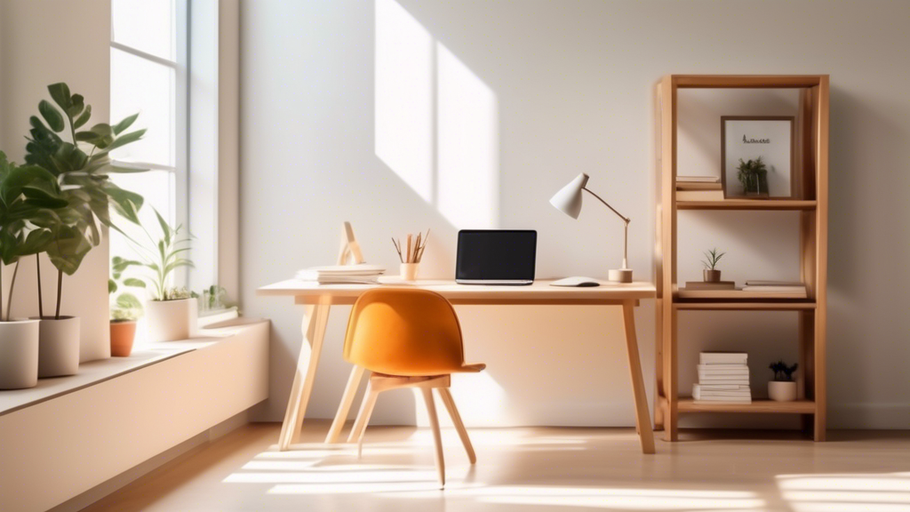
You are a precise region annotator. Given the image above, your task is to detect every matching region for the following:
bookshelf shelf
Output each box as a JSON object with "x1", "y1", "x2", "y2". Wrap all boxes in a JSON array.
[
  {"x1": 677, "y1": 398, "x2": 816, "y2": 414},
  {"x1": 676, "y1": 199, "x2": 817, "y2": 211},
  {"x1": 655, "y1": 74, "x2": 829, "y2": 443}
]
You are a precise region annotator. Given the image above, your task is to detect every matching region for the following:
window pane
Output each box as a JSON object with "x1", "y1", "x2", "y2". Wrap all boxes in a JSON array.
[
  {"x1": 111, "y1": 48, "x2": 175, "y2": 166},
  {"x1": 112, "y1": 0, "x2": 175, "y2": 60}
]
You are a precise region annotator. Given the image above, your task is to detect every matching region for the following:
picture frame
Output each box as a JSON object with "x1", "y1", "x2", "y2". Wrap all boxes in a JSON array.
[{"x1": 721, "y1": 116, "x2": 795, "y2": 199}]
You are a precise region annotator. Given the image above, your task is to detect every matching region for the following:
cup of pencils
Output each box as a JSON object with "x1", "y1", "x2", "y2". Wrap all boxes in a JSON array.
[{"x1": 392, "y1": 230, "x2": 429, "y2": 281}]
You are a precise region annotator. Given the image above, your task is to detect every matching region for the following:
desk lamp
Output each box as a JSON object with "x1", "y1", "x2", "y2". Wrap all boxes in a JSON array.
[{"x1": 549, "y1": 173, "x2": 632, "y2": 283}]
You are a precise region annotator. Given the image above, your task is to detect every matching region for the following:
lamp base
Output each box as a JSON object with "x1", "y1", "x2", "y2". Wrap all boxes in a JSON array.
[{"x1": 608, "y1": 268, "x2": 633, "y2": 283}]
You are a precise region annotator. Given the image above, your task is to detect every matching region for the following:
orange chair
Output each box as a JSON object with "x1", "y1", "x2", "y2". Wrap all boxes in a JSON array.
[{"x1": 343, "y1": 288, "x2": 485, "y2": 487}]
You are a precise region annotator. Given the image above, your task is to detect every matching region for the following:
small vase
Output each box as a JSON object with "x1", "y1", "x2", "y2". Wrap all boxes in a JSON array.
[
  {"x1": 146, "y1": 298, "x2": 195, "y2": 342},
  {"x1": 36, "y1": 316, "x2": 81, "y2": 378},
  {"x1": 703, "y1": 269, "x2": 721, "y2": 283},
  {"x1": 400, "y1": 263, "x2": 419, "y2": 281},
  {"x1": 768, "y1": 381, "x2": 797, "y2": 402},
  {"x1": 110, "y1": 321, "x2": 138, "y2": 357},
  {"x1": 0, "y1": 320, "x2": 40, "y2": 389}
]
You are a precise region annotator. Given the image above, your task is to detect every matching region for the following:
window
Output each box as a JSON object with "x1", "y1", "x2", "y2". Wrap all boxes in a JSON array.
[{"x1": 109, "y1": 0, "x2": 188, "y2": 283}]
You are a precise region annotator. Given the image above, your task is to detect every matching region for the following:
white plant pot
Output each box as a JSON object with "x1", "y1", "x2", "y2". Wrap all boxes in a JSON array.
[
  {"x1": 768, "y1": 381, "x2": 797, "y2": 402},
  {"x1": 36, "y1": 316, "x2": 81, "y2": 378},
  {"x1": 146, "y1": 299, "x2": 196, "y2": 342},
  {"x1": 0, "y1": 320, "x2": 40, "y2": 389}
]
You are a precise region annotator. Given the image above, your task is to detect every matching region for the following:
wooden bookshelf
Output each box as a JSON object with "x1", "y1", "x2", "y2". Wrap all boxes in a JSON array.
[{"x1": 655, "y1": 74, "x2": 829, "y2": 442}]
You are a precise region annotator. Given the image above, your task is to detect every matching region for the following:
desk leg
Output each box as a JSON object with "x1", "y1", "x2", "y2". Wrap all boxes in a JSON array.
[
  {"x1": 325, "y1": 365, "x2": 367, "y2": 443},
  {"x1": 278, "y1": 298, "x2": 331, "y2": 451},
  {"x1": 621, "y1": 300, "x2": 656, "y2": 454}
]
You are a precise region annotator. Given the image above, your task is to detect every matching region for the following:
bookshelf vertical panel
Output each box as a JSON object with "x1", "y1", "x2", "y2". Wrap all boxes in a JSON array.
[{"x1": 813, "y1": 77, "x2": 829, "y2": 442}]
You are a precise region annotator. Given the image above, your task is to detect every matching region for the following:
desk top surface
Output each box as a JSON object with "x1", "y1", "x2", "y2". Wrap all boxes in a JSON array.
[{"x1": 258, "y1": 278, "x2": 656, "y2": 304}]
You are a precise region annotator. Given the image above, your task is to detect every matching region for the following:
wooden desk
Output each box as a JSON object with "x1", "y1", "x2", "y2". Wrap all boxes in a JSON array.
[{"x1": 258, "y1": 279, "x2": 656, "y2": 454}]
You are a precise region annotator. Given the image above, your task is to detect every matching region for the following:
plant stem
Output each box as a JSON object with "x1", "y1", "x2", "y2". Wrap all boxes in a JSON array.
[
  {"x1": 55, "y1": 268, "x2": 63, "y2": 320},
  {"x1": 6, "y1": 261, "x2": 19, "y2": 322},
  {"x1": 36, "y1": 254, "x2": 44, "y2": 318}
]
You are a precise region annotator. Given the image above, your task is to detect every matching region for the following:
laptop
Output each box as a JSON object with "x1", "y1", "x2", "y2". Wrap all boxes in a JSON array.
[{"x1": 455, "y1": 230, "x2": 537, "y2": 285}]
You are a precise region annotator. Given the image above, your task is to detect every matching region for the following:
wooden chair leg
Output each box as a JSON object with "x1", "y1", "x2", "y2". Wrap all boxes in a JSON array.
[
  {"x1": 437, "y1": 387, "x2": 476, "y2": 464},
  {"x1": 420, "y1": 387, "x2": 445, "y2": 488},
  {"x1": 325, "y1": 365, "x2": 367, "y2": 443},
  {"x1": 348, "y1": 382, "x2": 379, "y2": 458}
]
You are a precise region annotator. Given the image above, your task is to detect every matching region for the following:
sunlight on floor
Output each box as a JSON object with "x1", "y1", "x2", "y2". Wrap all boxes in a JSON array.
[{"x1": 778, "y1": 472, "x2": 910, "y2": 512}]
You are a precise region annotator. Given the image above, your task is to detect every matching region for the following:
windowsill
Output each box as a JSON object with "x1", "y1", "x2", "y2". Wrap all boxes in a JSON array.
[{"x1": 0, "y1": 318, "x2": 263, "y2": 417}]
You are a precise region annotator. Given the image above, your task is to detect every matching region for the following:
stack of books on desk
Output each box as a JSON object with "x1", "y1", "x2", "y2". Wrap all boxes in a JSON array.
[
  {"x1": 677, "y1": 176, "x2": 723, "y2": 201},
  {"x1": 693, "y1": 352, "x2": 751, "y2": 404},
  {"x1": 742, "y1": 280, "x2": 808, "y2": 299},
  {"x1": 296, "y1": 264, "x2": 386, "y2": 284}
]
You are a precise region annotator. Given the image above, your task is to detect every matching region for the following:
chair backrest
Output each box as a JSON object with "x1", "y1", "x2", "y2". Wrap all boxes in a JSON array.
[{"x1": 343, "y1": 288, "x2": 466, "y2": 376}]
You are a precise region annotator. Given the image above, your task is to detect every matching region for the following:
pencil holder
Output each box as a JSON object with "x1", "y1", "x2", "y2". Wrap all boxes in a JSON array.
[{"x1": 400, "y1": 263, "x2": 419, "y2": 281}]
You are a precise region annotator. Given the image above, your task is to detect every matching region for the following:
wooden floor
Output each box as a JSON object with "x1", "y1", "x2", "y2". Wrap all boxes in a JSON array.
[{"x1": 83, "y1": 421, "x2": 910, "y2": 512}]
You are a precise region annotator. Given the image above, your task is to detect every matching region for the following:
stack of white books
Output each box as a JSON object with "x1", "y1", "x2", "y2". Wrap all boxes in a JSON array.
[
  {"x1": 742, "y1": 280, "x2": 808, "y2": 299},
  {"x1": 693, "y1": 352, "x2": 751, "y2": 404},
  {"x1": 295, "y1": 264, "x2": 386, "y2": 284}
]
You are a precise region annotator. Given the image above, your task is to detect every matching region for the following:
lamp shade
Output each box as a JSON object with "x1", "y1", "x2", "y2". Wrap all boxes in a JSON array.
[{"x1": 549, "y1": 173, "x2": 589, "y2": 219}]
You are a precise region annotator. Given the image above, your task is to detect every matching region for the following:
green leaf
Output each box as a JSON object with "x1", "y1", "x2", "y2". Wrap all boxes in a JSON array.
[
  {"x1": 67, "y1": 94, "x2": 85, "y2": 118},
  {"x1": 73, "y1": 104, "x2": 92, "y2": 129},
  {"x1": 105, "y1": 129, "x2": 146, "y2": 152},
  {"x1": 123, "y1": 278, "x2": 146, "y2": 288},
  {"x1": 45, "y1": 224, "x2": 93, "y2": 275},
  {"x1": 154, "y1": 208, "x2": 171, "y2": 246},
  {"x1": 39, "y1": 100, "x2": 65, "y2": 132},
  {"x1": 112, "y1": 113, "x2": 139, "y2": 135},
  {"x1": 105, "y1": 164, "x2": 149, "y2": 174},
  {"x1": 109, "y1": 279, "x2": 117, "y2": 294},
  {"x1": 47, "y1": 83, "x2": 73, "y2": 112},
  {"x1": 116, "y1": 293, "x2": 143, "y2": 310}
]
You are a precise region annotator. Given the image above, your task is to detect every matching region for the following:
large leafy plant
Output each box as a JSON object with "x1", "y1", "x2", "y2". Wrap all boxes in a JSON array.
[
  {"x1": 116, "y1": 208, "x2": 194, "y2": 302},
  {"x1": 0, "y1": 152, "x2": 67, "y2": 321},
  {"x1": 24, "y1": 83, "x2": 147, "y2": 319},
  {"x1": 736, "y1": 157, "x2": 769, "y2": 196}
]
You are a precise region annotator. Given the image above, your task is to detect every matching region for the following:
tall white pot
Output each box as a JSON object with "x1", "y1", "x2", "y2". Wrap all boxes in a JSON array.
[
  {"x1": 0, "y1": 320, "x2": 40, "y2": 389},
  {"x1": 146, "y1": 298, "x2": 197, "y2": 342},
  {"x1": 36, "y1": 316, "x2": 81, "y2": 378}
]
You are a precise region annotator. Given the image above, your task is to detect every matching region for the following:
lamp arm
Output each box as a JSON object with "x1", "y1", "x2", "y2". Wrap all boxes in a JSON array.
[{"x1": 583, "y1": 187, "x2": 631, "y2": 269}]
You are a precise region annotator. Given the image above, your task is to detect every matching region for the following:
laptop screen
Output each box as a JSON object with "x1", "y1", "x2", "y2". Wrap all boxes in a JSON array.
[{"x1": 456, "y1": 230, "x2": 537, "y2": 281}]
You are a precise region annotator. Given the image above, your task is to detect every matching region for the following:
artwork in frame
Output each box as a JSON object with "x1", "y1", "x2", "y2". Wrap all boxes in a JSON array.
[{"x1": 721, "y1": 116, "x2": 795, "y2": 199}]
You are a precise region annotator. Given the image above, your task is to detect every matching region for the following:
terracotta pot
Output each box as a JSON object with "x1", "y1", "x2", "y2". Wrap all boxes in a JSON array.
[
  {"x1": 703, "y1": 269, "x2": 722, "y2": 283},
  {"x1": 110, "y1": 321, "x2": 137, "y2": 357},
  {"x1": 0, "y1": 320, "x2": 40, "y2": 389},
  {"x1": 768, "y1": 381, "x2": 797, "y2": 402},
  {"x1": 35, "y1": 316, "x2": 80, "y2": 378},
  {"x1": 146, "y1": 298, "x2": 196, "y2": 342}
]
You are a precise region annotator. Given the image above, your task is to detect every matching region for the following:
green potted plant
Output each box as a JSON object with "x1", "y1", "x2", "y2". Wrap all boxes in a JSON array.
[
  {"x1": 701, "y1": 248, "x2": 725, "y2": 283},
  {"x1": 768, "y1": 360, "x2": 798, "y2": 402},
  {"x1": 0, "y1": 153, "x2": 66, "y2": 389},
  {"x1": 24, "y1": 83, "x2": 146, "y2": 376},
  {"x1": 117, "y1": 209, "x2": 195, "y2": 342},
  {"x1": 736, "y1": 157, "x2": 769, "y2": 197},
  {"x1": 108, "y1": 256, "x2": 145, "y2": 357}
]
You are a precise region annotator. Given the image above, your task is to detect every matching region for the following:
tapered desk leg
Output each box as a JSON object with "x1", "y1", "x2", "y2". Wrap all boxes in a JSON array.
[
  {"x1": 278, "y1": 297, "x2": 331, "y2": 451},
  {"x1": 325, "y1": 365, "x2": 367, "y2": 443},
  {"x1": 621, "y1": 300, "x2": 656, "y2": 454}
]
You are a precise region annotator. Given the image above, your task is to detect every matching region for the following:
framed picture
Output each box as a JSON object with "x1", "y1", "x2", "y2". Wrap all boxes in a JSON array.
[{"x1": 721, "y1": 116, "x2": 795, "y2": 199}]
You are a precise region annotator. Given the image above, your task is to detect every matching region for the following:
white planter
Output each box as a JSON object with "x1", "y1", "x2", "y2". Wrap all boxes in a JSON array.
[
  {"x1": 0, "y1": 320, "x2": 40, "y2": 389},
  {"x1": 768, "y1": 381, "x2": 797, "y2": 402},
  {"x1": 146, "y1": 299, "x2": 196, "y2": 342},
  {"x1": 36, "y1": 316, "x2": 81, "y2": 378}
]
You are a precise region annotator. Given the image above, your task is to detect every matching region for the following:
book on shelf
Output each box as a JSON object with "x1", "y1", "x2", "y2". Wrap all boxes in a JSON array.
[
  {"x1": 744, "y1": 280, "x2": 803, "y2": 287},
  {"x1": 693, "y1": 397, "x2": 752, "y2": 404},
  {"x1": 677, "y1": 182, "x2": 723, "y2": 191},
  {"x1": 693, "y1": 384, "x2": 751, "y2": 400},
  {"x1": 700, "y1": 352, "x2": 748, "y2": 365},
  {"x1": 741, "y1": 285, "x2": 807, "y2": 298},
  {"x1": 677, "y1": 288, "x2": 807, "y2": 299},
  {"x1": 683, "y1": 281, "x2": 736, "y2": 291},
  {"x1": 677, "y1": 175, "x2": 720, "y2": 183},
  {"x1": 676, "y1": 190, "x2": 725, "y2": 201}
]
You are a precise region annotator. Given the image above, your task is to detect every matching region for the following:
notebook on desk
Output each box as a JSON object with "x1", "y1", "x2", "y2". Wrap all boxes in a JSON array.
[{"x1": 455, "y1": 230, "x2": 537, "y2": 285}]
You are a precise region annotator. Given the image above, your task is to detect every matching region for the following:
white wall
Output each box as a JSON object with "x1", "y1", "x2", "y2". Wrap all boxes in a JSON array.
[
  {"x1": 0, "y1": 0, "x2": 112, "y2": 362},
  {"x1": 240, "y1": 0, "x2": 910, "y2": 428}
]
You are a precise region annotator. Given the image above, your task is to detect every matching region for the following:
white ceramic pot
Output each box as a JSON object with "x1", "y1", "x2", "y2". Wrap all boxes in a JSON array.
[
  {"x1": 0, "y1": 320, "x2": 40, "y2": 389},
  {"x1": 36, "y1": 316, "x2": 81, "y2": 378},
  {"x1": 146, "y1": 298, "x2": 196, "y2": 342},
  {"x1": 768, "y1": 381, "x2": 797, "y2": 402},
  {"x1": 400, "y1": 263, "x2": 420, "y2": 281}
]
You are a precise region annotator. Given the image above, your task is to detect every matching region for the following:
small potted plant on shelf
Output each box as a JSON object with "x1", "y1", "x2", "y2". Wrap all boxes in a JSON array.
[
  {"x1": 24, "y1": 83, "x2": 147, "y2": 376},
  {"x1": 108, "y1": 256, "x2": 145, "y2": 357},
  {"x1": 701, "y1": 248, "x2": 725, "y2": 283},
  {"x1": 768, "y1": 360, "x2": 798, "y2": 402},
  {"x1": 736, "y1": 157, "x2": 769, "y2": 197},
  {"x1": 119, "y1": 209, "x2": 195, "y2": 342},
  {"x1": 0, "y1": 152, "x2": 66, "y2": 389}
]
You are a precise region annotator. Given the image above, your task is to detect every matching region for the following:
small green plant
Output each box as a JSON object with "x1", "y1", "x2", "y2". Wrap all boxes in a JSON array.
[
  {"x1": 109, "y1": 256, "x2": 145, "y2": 322},
  {"x1": 701, "y1": 248, "x2": 725, "y2": 270},
  {"x1": 769, "y1": 360, "x2": 798, "y2": 382},
  {"x1": 736, "y1": 157, "x2": 769, "y2": 195},
  {"x1": 116, "y1": 208, "x2": 194, "y2": 301}
]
